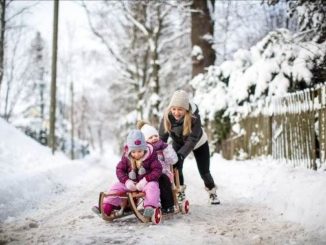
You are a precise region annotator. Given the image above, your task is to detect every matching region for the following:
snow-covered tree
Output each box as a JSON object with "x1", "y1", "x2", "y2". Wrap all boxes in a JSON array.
[
  {"x1": 266, "y1": 0, "x2": 326, "y2": 43},
  {"x1": 29, "y1": 32, "x2": 48, "y2": 122},
  {"x1": 0, "y1": 1, "x2": 38, "y2": 116},
  {"x1": 191, "y1": 0, "x2": 325, "y2": 153},
  {"x1": 7, "y1": 31, "x2": 50, "y2": 145},
  {"x1": 82, "y1": 0, "x2": 191, "y2": 148},
  {"x1": 213, "y1": 0, "x2": 293, "y2": 65},
  {"x1": 191, "y1": 29, "x2": 326, "y2": 150}
]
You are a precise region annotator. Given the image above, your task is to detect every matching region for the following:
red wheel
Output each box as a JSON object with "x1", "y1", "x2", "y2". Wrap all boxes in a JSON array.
[
  {"x1": 151, "y1": 207, "x2": 162, "y2": 224},
  {"x1": 181, "y1": 199, "x2": 190, "y2": 214}
]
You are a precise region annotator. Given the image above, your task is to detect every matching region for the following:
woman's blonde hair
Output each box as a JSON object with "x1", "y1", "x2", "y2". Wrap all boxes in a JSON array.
[{"x1": 163, "y1": 107, "x2": 192, "y2": 136}]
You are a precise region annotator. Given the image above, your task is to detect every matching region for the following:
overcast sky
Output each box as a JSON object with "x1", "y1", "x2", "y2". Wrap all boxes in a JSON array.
[
  {"x1": 22, "y1": 1, "x2": 91, "y2": 47},
  {"x1": 12, "y1": 1, "x2": 110, "y2": 93}
]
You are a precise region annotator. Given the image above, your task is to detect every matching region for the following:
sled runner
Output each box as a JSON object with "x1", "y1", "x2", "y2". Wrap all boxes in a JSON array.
[
  {"x1": 172, "y1": 169, "x2": 190, "y2": 215},
  {"x1": 97, "y1": 169, "x2": 189, "y2": 224}
]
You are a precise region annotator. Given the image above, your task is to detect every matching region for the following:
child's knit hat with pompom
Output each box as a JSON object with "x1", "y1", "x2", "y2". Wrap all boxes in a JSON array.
[
  {"x1": 137, "y1": 120, "x2": 159, "y2": 142},
  {"x1": 126, "y1": 129, "x2": 147, "y2": 155},
  {"x1": 141, "y1": 124, "x2": 159, "y2": 141}
]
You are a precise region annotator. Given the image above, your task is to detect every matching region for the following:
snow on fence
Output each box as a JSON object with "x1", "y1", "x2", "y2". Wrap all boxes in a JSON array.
[{"x1": 222, "y1": 85, "x2": 326, "y2": 169}]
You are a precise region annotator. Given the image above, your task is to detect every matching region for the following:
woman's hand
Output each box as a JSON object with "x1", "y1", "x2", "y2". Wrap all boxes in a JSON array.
[
  {"x1": 177, "y1": 153, "x2": 184, "y2": 163},
  {"x1": 174, "y1": 153, "x2": 185, "y2": 169}
]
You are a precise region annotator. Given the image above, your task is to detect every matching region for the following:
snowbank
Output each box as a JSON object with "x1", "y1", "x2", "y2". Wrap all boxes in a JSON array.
[
  {"x1": 0, "y1": 118, "x2": 112, "y2": 221},
  {"x1": 211, "y1": 154, "x2": 326, "y2": 236}
]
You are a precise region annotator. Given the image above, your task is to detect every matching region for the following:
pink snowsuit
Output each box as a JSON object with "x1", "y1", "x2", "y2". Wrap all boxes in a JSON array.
[{"x1": 103, "y1": 144, "x2": 162, "y2": 209}]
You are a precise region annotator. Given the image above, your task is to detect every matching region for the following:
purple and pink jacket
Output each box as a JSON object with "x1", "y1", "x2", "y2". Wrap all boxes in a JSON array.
[
  {"x1": 116, "y1": 144, "x2": 162, "y2": 184},
  {"x1": 151, "y1": 139, "x2": 178, "y2": 182}
]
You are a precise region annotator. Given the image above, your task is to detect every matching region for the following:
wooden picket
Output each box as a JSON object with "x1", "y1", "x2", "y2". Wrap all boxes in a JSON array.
[{"x1": 221, "y1": 85, "x2": 326, "y2": 169}]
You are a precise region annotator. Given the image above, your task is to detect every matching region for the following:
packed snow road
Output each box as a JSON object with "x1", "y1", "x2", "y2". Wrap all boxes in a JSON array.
[
  {"x1": 1, "y1": 118, "x2": 325, "y2": 244},
  {"x1": 0, "y1": 161, "x2": 323, "y2": 245}
]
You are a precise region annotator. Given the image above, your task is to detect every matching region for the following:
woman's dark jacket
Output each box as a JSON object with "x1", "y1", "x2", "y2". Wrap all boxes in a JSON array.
[{"x1": 158, "y1": 103, "x2": 203, "y2": 158}]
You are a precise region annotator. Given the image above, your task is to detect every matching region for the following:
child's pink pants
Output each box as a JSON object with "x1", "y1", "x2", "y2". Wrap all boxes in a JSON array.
[{"x1": 103, "y1": 181, "x2": 160, "y2": 209}]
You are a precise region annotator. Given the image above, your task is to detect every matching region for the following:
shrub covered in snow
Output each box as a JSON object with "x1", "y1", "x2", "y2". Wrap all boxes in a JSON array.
[{"x1": 191, "y1": 28, "x2": 326, "y2": 149}]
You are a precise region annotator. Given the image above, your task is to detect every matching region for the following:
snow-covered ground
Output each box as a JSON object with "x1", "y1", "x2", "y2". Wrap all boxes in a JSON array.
[{"x1": 1, "y1": 118, "x2": 326, "y2": 244}]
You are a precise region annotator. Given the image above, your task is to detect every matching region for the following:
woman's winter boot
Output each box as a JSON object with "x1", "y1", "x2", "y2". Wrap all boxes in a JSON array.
[{"x1": 206, "y1": 186, "x2": 220, "y2": 205}]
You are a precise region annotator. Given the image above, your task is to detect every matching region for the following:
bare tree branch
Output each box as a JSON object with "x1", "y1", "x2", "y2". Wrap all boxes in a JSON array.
[
  {"x1": 158, "y1": 29, "x2": 190, "y2": 52},
  {"x1": 6, "y1": 1, "x2": 39, "y2": 23},
  {"x1": 121, "y1": 2, "x2": 150, "y2": 37},
  {"x1": 81, "y1": 0, "x2": 135, "y2": 78}
]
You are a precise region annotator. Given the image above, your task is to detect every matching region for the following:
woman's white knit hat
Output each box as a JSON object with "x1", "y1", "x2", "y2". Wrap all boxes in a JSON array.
[
  {"x1": 141, "y1": 124, "x2": 159, "y2": 141},
  {"x1": 168, "y1": 90, "x2": 189, "y2": 110}
]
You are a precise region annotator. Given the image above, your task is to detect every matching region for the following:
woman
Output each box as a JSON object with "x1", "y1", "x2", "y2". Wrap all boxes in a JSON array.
[{"x1": 159, "y1": 90, "x2": 220, "y2": 205}]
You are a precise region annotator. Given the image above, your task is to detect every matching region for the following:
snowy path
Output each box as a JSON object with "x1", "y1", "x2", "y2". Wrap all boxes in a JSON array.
[{"x1": 0, "y1": 158, "x2": 324, "y2": 245}]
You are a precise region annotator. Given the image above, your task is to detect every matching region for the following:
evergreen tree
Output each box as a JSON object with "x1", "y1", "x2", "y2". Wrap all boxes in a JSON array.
[
  {"x1": 267, "y1": 0, "x2": 326, "y2": 43},
  {"x1": 30, "y1": 32, "x2": 47, "y2": 123}
]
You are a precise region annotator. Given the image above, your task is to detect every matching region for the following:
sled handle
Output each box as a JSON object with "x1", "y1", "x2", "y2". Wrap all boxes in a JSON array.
[{"x1": 174, "y1": 169, "x2": 180, "y2": 190}]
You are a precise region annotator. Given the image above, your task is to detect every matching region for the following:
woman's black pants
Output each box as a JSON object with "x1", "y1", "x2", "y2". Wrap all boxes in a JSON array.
[{"x1": 174, "y1": 141, "x2": 216, "y2": 190}]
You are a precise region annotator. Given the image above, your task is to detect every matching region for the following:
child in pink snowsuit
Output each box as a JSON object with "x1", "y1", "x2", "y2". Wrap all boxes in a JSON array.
[
  {"x1": 138, "y1": 121, "x2": 178, "y2": 213},
  {"x1": 102, "y1": 129, "x2": 162, "y2": 217},
  {"x1": 141, "y1": 123, "x2": 177, "y2": 182}
]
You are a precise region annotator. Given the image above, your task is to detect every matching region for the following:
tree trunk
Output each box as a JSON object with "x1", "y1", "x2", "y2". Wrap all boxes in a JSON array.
[
  {"x1": 149, "y1": 5, "x2": 162, "y2": 127},
  {"x1": 0, "y1": 0, "x2": 5, "y2": 103},
  {"x1": 97, "y1": 126, "x2": 103, "y2": 154},
  {"x1": 70, "y1": 81, "x2": 75, "y2": 160},
  {"x1": 49, "y1": 0, "x2": 59, "y2": 154},
  {"x1": 191, "y1": 0, "x2": 215, "y2": 78}
]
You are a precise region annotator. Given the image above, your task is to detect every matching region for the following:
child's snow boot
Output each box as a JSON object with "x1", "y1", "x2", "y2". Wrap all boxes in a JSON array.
[
  {"x1": 206, "y1": 186, "x2": 220, "y2": 205},
  {"x1": 102, "y1": 203, "x2": 116, "y2": 215},
  {"x1": 162, "y1": 206, "x2": 175, "y2": 214},
  {"x1": 143, "y1": 207, "x2": 155, "y2": 217},
  {"x1": 177, "y1": 185, "x2": 186, "y2": 202}
]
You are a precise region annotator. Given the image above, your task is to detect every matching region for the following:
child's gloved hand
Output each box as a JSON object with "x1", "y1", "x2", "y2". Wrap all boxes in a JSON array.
[
  {"x1": 136, "y1": 178, "x2": 148, "y2": 191},
  {"x1": 125, "y1": 179, "x2": 137, "y2": 191}
]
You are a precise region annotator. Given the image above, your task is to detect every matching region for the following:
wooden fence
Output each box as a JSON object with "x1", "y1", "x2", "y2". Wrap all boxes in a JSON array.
[{"x1": 222, "y1": 85, "x2": 326, "y2": 169}]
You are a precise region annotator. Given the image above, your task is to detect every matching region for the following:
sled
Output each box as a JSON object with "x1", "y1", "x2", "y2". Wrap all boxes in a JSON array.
[
  {"x1": 98, "y1": 191, "x2": 162, "y2": 224},
  {"x1": 97, "y1": 169, "x2": 189, "y2": 224}
]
